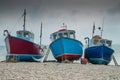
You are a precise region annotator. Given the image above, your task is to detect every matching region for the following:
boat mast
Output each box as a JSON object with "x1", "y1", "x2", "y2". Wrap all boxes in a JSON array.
[
  {"x1": 40, "y1": 22, "x2": 42, "y2": 46},
  {"x1": 62, "y1": 23, "x2": 67, "y2": 29},
  {"x1": 92, "y1": 22, "x2": 95, "y2": 38},
  {"x1": 23, "y1": 9, "x2": 26, "y2": 31}
]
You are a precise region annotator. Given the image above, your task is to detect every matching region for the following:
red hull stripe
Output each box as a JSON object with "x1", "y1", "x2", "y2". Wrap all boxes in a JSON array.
[{"x1": 56, "y1": 54, "x2": 81, "y2": 61}]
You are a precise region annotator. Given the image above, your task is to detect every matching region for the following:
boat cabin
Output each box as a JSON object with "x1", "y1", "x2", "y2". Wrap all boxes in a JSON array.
[
  {"x1": 90, "y1": 35, "x2": 112, "y2": 47},
  {"x1": 17, "y1": 30, "x2": 34, "y2": 41},
  {"x1": 50, "y1": 29, "x2": 75, "y2": 41}
]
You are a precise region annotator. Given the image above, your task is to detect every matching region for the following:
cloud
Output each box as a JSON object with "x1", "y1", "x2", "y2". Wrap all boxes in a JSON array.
[
  {"x1": 107, "y1": 2, "x2": 120, "y2": 15},
  {"x1": 0, "y1": 0, "x2": 120, "y2": 45}
]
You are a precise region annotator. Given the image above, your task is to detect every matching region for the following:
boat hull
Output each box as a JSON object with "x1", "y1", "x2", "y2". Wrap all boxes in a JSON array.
[
  {"x1": 50, "y1": 37, "x2": 83, "y2": 62},
  {"x1": 5, "y1": 35, "x2": 43, "y2": 61},
  {"x1": 84, "y1": 45, "x2": 114, "y2": 65},
  {"x1": 6, "y1": 54, "x2": 42, "y2": 62}
]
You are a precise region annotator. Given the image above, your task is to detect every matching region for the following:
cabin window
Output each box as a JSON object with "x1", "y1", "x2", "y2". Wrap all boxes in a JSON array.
[
  {"x1": 106, "y1": 40, "x2": 111, "y2": 46},
  {"x1": 29, "y1": 34, "x2": 34, "y2": 40},
  {"x1": 17, "y1": 32, "x2": 23, "y2": 37},
  {"x1": 64, "y1": 33, "x2": 68, "y2": 37},
  {"x1": 24, "y1": 33, "x2": 29, "y2": 38},
  {"x1": 69, "y1": 32, "x2": 75, "y2": 39},
  {"x1": 31, "y1": 35, "x2": 34, "y2": 39},
  {"x1": 93, "y1": 39, "x2": 98, "y2": 45},
  {"x1": 100, "y1": 40, "x2": 105, "y2": 44},
  {"x1": 53, "y1": 34, "x2": 57, "y2": 40},
  {"x1": 58, "y1": 33, "x2": 63, "y2": 38}
]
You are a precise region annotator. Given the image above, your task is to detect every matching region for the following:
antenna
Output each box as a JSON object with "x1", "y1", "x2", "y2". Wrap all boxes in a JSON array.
[{"x1": 101, "y1": 17, "x2": 104, "y2": 38}]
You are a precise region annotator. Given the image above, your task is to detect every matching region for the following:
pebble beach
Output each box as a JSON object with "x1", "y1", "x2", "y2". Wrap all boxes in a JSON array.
[{"x1": 0, "y1": 62, "x2": 120, "y2": 80}]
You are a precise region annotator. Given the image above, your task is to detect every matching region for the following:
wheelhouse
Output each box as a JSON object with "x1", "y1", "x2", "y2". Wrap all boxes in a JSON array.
[
  {"x1": 50, "y1": 29, "x2": 76, "y2": 41},
  {"x1": 90, "y1": 35, "x2": 112, "y2": 47},
  {"x1": 17, "y1": 30, "x2": 34, "y2": 41}
]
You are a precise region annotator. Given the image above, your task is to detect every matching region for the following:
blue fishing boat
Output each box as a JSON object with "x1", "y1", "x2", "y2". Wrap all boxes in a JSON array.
[
  {"x1": 84, "y1": 23, "x2": 114, "y2": 65},
  {"x1": 50, "y1": 25, "x2": 83, "y2": 62}
]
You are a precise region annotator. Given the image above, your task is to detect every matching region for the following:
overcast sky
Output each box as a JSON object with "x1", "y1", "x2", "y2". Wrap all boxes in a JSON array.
[{"x1": 0, "y1": 0, "x2": 120, "y2": 45}]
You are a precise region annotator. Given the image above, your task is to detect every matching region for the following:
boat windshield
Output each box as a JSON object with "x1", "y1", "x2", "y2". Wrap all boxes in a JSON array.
[
  {"x1": 58, "y1": 33, "x2": 63, "y2": 38},
  {"x1": 93, "y1": 39, "x2": 99, "y2": 45},
  {"x1": 69, "y1": 32, "x2": 75, "y2": 39},
  {"x1": 93, "y1": 39, "x2": 112, "y2": 47},
  {"x1": 64, "y1": 33, "x2": 68, "y2": 37},
  {"x1": 24, "y1": 32, "x2": 29, "y2": 38},
  {"x1": 106, "y1": 40, "x2": 112, "y2": 47},
  {"x1": 53, "y1": 34, "x2": 57, "y2": 40},
  {"x1": 51, "y1": 30, "x2": 75, "y2": 41}
]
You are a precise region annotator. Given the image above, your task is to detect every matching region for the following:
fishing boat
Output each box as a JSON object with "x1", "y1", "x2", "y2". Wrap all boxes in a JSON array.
[
  {"x1": 4, "y1": 9, "x2": 43, "y2": 62},
  {"x1": 84, "y1": 23, "x2": 114, "y2": 65},
  {"x1": 50, "y1": 24, "x2": 83, "y2": 62}
]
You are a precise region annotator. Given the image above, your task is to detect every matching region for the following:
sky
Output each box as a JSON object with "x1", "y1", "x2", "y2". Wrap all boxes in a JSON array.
[{"x1": 0, "y1": 0, "x2": 120, "y2": 45}]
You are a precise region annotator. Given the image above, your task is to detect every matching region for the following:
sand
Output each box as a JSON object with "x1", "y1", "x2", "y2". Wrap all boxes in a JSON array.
[{"x1": 0, "y1": 62, "x2": 120, "y2": 80}]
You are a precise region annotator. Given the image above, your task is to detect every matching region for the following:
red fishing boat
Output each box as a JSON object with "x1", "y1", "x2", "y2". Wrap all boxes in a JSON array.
[{"x1": 4, "y1": 9, "x2": 43, "y2": 62}]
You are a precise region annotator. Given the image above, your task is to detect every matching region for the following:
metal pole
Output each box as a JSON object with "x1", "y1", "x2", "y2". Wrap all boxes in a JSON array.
[
  {"x1": 23, "y1": 9, "x2": 26, "y2": 31},
  {"x1": 113, "y1": 55, "x2": 118, "y2": 66},
  {"x1": 40, "y1": 22, "x2": 42, "y2": 46}
]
